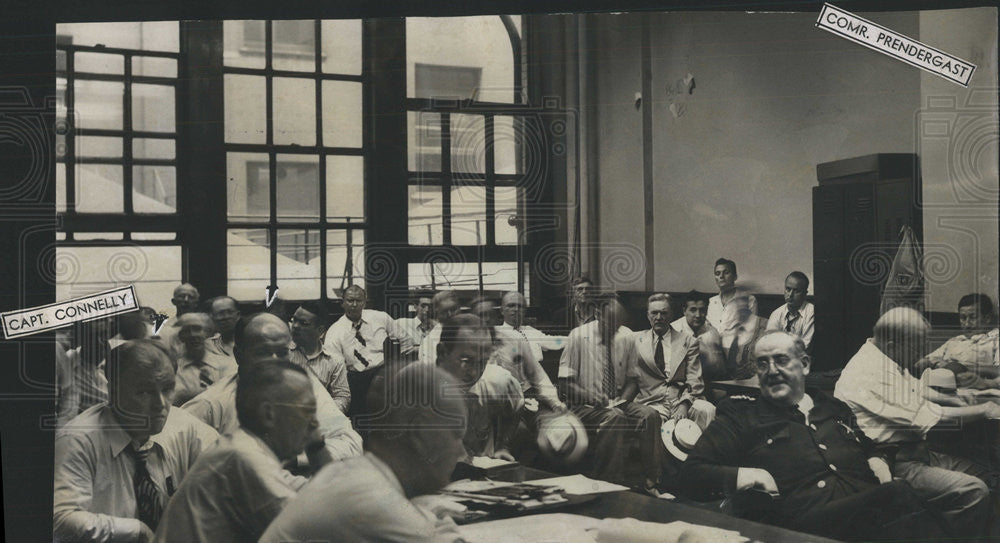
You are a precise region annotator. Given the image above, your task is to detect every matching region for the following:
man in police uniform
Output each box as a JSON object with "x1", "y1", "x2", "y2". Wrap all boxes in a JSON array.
[{"x1": 680, "y1": 331, "x2": 949, "y2": 541}]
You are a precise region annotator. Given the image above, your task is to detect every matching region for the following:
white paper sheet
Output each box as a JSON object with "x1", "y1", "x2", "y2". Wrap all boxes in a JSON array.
[
  {"x1": 524, "y1": 474, "x2": 629, "y2": 495},
  {"x1": 457, "y1": 513, "x2": 600, "y2": 543}
]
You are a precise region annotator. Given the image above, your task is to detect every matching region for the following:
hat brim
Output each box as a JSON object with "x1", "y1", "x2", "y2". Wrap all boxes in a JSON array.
[{"x1": 661, "y1": 420, "x2": 689, "y2": 462}]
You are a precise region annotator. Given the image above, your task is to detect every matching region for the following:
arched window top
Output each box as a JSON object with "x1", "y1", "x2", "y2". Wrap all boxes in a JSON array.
[{"x1": 406, "y1": 15, "x2": 522, "y2": 104}]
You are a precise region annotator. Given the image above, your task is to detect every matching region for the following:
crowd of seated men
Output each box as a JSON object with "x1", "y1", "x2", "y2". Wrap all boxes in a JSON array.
[{"x1": 52, "y1": 257, "x2": 1000, "y2": 542}]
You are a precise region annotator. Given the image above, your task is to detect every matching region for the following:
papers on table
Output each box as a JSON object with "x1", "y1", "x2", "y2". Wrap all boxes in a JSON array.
[
  {"x1": 456, "y1": 514, "x2": 750, "y2": 543},
  {"x1": 471, "y1": 456, "x2": 518, "y2": 469},
  {"x1": 523, "y1": 474, "x2": 628, "y2": 495}
]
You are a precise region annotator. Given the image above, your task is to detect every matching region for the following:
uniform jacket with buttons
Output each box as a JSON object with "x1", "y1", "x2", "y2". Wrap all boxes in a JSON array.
[{"x1": 680, "y1": 389, "x2": 884, "y2": 523}]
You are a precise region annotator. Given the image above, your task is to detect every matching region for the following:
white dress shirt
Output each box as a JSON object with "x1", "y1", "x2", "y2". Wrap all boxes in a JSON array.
[
  {"x1": 395, "y1": 317, "x2": 435, "y2": 356},
  {"x1": 707, "y1": 293, "x2": 758, "y2": 333},
  {"x1": 497, "y1": 322, "x2": 567, "y2": 365},
  {"x1": 323, "y1": 310, "x2": 398, "y2": 372},
  {"x1": 54, "y1": 404, "x2": 219, "y2": 543},
  {"x1": 418, "y1": 324, "x2": 443, "y2": 366},
  {"x1": 766, "y1": 302, "x2": 815, "y2": 348},
  {"x1": 927, "y1": 328, "x2": 999, "y2": 367}
]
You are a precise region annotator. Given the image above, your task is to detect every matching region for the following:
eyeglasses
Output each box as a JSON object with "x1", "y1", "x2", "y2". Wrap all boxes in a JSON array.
[{"x1": 754, "y1": 356, "x2": 798, "y2": 372}]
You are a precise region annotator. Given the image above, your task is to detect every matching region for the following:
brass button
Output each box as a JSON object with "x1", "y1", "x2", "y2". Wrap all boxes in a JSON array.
[
  {"x1": 818, "y1": 444, "x2": 828, "y2": 450},
  {"x1": 817, "y1": 480, "x2": 827, "y2": 489},
  {"x1": 766, "y1": 438, "x2": 774, "y2": 445},
  {"x1": 829, "y1": 464, "x2": 837, "y2": 471}
]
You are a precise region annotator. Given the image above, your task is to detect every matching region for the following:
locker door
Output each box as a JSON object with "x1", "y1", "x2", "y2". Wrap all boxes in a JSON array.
[
  {"x1": 844, "y1": 182, "x2": 879, "y2": 360},
  {"x1": 812, "y1": 185, "x2": 845, "y2": 370}
]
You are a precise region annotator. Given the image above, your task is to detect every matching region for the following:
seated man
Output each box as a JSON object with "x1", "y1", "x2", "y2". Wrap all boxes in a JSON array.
[
  {"x1": 719, "y1": 290, "x2": 768, "y2": 380},
  {"x1": 836, "y1": 308, "x2": 999, "y2": 538},
  {"x1": 172, "y1": 313, "x2": 237, "y2": 406},
  {"x1": 681, "y1": 331, "x2": 949, "y2": 541},
  {"x1": 765, "y1": 271, "x2": 815, "y2": 349},
  {"x1": 54, "y1": 340, "x2": 219, "y2": 542},
  {"x1": 289, "y1": 300, "x2": 351, "y2": 413},
  {"x1": 435, "y1": 313, "x2": 524, "y2": 462},
  {"x1": 672, "y1": 290, "x2": 727, "y2": 382},
  {"x1": 418, "y1": 290, "x2": 461, "y2": 365},
  {"x1": 184, "y1": 312, "x2": 362, "y2": 463},
  {"x1": 323, "y1": 285, "x2": 401, "y2": 417},
  {"x1": 559, "y1": 297, "x2": 663, "y2": 492},
  {"x1": 260, "y1": 364, "x2": 467, "y2": 543},
  {"x1": 623, "y1": 293, "x2": 715, "y2": 430},
  {"x1": 707, "y1": 258, "x2": 758, "y2": 333},
  {"x1": 491, "y1": 292, "x2": 564, "y2": 412},
  {"x1": 498, "y1": 291, "x2": 567, "y2": 374},
  {"x1": 921, "y1": 293, "x2": 999, "y2": 389},
  {"x1": 154, "y1": 361, "x2": 331, "y2": 543},
  {"x1": 395, "y1": 291, "x2": 435, "y2": 358},
  {"x1": 154, "y1": 283, "x2": 200, "y2": 350},
  {"x1": 204, "y1": 295, "x2": 240, "y2": 361}
]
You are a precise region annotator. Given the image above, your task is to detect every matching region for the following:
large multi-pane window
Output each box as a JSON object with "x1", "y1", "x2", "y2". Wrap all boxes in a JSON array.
[
  {"x1": 55, "y1": 22, "x2": 184, "y2": 308},
  {"x1": 223, "y1": 20, "x2": 365, "y2": 301}
]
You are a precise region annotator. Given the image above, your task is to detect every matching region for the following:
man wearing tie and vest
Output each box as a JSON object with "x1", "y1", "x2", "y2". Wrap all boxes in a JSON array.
[{"x1": 766, "y1": 272, "x2": 815, "y2": 350}]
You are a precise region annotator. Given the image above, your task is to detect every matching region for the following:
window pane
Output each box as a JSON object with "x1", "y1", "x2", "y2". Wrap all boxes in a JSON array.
[
  {"x1": 74, "y1": 80, "x2": 123, "y2": 130},
  {"x1": 133, "y1": 165, "x2": 176, "y2": 213},
  {"x1": 132, "y1": 232, "x2": 176, "y2": 241},
  {"x1": 495, "y1": 186, "x2": 520, "y2": 245},
  {"x1": 228, "y1": 228, "x2": 270, "y2": 301},
  {"x1": 494, "y1": 115, "x2": 519, "y2": 174},
  {"x1": 272, "y1": 20, "x2": 316, "y2": 72},
  {"x1": 329, "y1": 229, "x2": 365, "y2": 294},
  {"x1": 273, "y1": 77, "x2": 316, "y2": 146},
  {"x1": 408, "y1": 111, "x2": 442, "y2": 172},
  {"x1": 77, "y1": 136, "x2": 122, "y2": 158},
  {"x1": 432, "y1": 262, "x2": 483, "y2": 291},
  {"x1": 350, "y1": 229, "x2": 365, "y2": 291},
  {"x1": 276, "y1": 154, "x2": 320, "y2": 221},
  {"x1": 132, "y1": 84, "x2": 175, "y2": 133},
  {"x1": 134, "y1": 56, "x2": 177, "y2": 77},
  {"x1": 56, "y1": 163, "x2": 66, "y2": 213},
  {"x1": 225, "y1": 74, "x2": 266, "y2": 143},
  {"x1": 326, "y1": 155, "x2": 364, "y2": 219},
  {"x1": 481, "y1": 261, "x2": 521, "y2": 291},
  {"x1": 55, "y1": 22, "x2": 179, "y2": 52},
  {"x1": 408, "y1": 262, "x2": 433, "y2": 290},
  {"x1": 227, "y1": 152, "x2": 269, "y2": 221},
  {"x1": 406, "y1": 17, "x2": 516, "y2": 103},
  {"x1": 409, "y1": 185, "x2": 442, "y2": 245},
  {"x1": 133, "y1": 138, "x2": 175, "y2": 160},
  {"x1": 56, "y1": 77, "x2": 67, "y2": 122},
  {"x1": 75, "y1": 52, "x2": 123, "y2": 74},
  {"x1": 320, "y1": 19, "x2": 362, "y2": 75},
  {"x1": 451, "y1": 114, "x2": 485, "y2": 174},
  {"x1": 276, "y1": 229, "x2": 321, "y2": 299},
  {"x1": 77, "y1": 164, "x2": 123, "y2": 212},
  {"x1": 74, "y1": 232, "x2": 124, "y2": 240},
  {"x1": 321, "y1": 80, "x2": 362, "y2": 148},
  {"x1": 55, "y1": 245, "x2": 182, "y2": 312},
  {"x1": 451, "y1": 185, "x2": 486, "y2": 246},
  {"x1": 224, "y1": 20, "x2": 265, "y2": 69}
]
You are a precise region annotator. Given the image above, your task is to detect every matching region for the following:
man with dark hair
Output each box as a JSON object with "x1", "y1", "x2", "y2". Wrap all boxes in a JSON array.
[
  {"x1": 418, "y1": 290, "x2": 461, "y2": 365},
  {"x1": 682, "y1": 331, "x2": 950, "y2": 541},
  {"x1": 172, "y1": 312, "x2": 237, "y2": 406},
  {"x1": 922, "y1": 293, "x2": 999, "y2": 389},
  {"x1": 395, "y1": 291, "x2": 435, "y2": 358},
  {"x1": 260, "y1": 364, "x2": 467, "y2": 543},
  {"x1": 434, "y1": 313, "x2": 524, "y2": 462},
  {"x1": 672, "y1": 290, "x2": 726, "y2": 382},
  {"x1": 289, "y1": 300, "x2": 350, "y2": 412},
  {"x1": 205, "y1": 296, "x2": 241, "y2": 361},
  {"x1": 154, "y1": 361, "x2": 330, "y2": 543},
  {"x1": 707, "y1": 258, "x2": 758, "y2": 333},
  {"x1": 323, "y1": 285, "x2": 401, "y2": 417},
  {"x1": 766, "y1": 271, "x2": 815, "y2": 348},
  {"x1": 55, "y1": 339, "x2": 218, "y2": 543},
  {"x1": 184, "y1": 312, "x2": 362, "y2": 463},
  {"x1": 571, "y1": 275, "x2": 597, "y2": 327}
]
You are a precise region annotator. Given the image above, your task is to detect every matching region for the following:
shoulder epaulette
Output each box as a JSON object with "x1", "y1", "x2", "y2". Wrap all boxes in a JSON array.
[{"x1": 729, "y1": 395, "x2": 756, "y2": 401}]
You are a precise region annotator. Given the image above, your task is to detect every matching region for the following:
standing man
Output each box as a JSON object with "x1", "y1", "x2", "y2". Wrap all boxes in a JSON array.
[
  {"x1": 323, "y1": 285, "x2": 400, "y2": 417},
  {"x1": 155, "y1": 283, "x2": 201, "y2": 347},
  {"x1": 559, "y1": 297, "x2": 662, "y2": 492},
  {"x1": 719, "y1": 291, "x2": 768, "y2": 380},
  {"x1": 184, "y1": 312, "x2": 362, "y2": 463},
  {"x1": 289, "y1": 301, "x2": 351, "y2": 413},
  {"x1": 681, "y1": 331, "x2": 949, "y2": 541},
  {"x1": 54, "y1": 340, "x2": 219, "y2": 542},
  {"x1": 418, "y1": 290, "x2": 461, "y2": 365},
  {"x1": 835, "y1": 308, "x2": 998, "y2": 538},
  {"x1": 623, "y1": 293, "x2": 715, "y2": 429},
  {"x1": 172, "y1": 313, "x2": 237, "y2": 406},
  {"x1": 707, "y1": 258, "x2": 757, "y2": 333},
  {"x1": 154, "y1": 361, "x2": 331, "y2": 543},
  {"x1": 205, "y1": 296, "x2": 241, "y2": 362},
  {"x1": 672, "y1": 290, "x2": 727, "y2": 382},
  {"x1": 766, "y1": 271, "x2": 815, "y2": 349},
  {"x1": 395, "y1": 292, "x2": 435, "y2": 359}
]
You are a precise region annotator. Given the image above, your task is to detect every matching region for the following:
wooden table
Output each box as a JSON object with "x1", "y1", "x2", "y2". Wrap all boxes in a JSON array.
[
  {"x1": 490, "y1": 467, "x2": 841, "y2": 543},
  {"x1": 707, "y1": 376, "x2": 760, "y2": 396}
]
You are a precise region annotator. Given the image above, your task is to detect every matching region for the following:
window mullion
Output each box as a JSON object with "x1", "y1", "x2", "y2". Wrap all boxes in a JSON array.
[
  {"x1": 266, "y1": 20, "x2": 278, "y2": 290},
  {"x1": 441, "y1": 112, "x2": 452, "y2": 245},
  {"x1": 485, "y1": 113, "x2": 496, "y2": 247},
  {"x1": 123, "y1": 54, "x2": 134, "y2": 214}
]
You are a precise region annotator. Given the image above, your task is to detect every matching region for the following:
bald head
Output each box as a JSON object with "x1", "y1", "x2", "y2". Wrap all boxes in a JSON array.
[
  {"x1": 873, "y1": 307, "x2": 930, "y2": 370},
  {"x1": 172, "y1": 283, "x2": 200, "y2": 316},
  {"x1": 235, "y1": 312, "x2": 292, "y2": 366},
  {"x1": 501, "y1": 291, "x2": 527, "y2": 327}
]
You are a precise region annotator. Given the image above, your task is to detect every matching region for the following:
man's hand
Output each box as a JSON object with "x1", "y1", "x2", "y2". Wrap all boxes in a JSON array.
[
  {"x1": 303, "y1": 427, "x2": 333, "y2": 468},
  {"x1": 593, "y1": 392, "x2": 610, "y2": 407},
  {"x1": 672, "y1": 402, "x2": 690, "y2": 421},
  {"x1": 736, "y1": 467, "x2": 779, "y2": 494},
  {"x1": 867, "y1": 457, "x2": 893, "y2": 484},
  {"x1": 982, "y1": 402, "x2": 1000, "y2": 420},
  {"x1": 137, "y1": 522, "x2": 155, "y2": 543},
  {"x1": 492, "y1": 449, "x2": 516, "y2": 462}
]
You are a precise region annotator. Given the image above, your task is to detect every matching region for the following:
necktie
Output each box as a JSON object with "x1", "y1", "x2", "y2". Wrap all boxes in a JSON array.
[
  {"x1": 603, "y1": 334, "x2": 616, "y2": 399},
  {"x1": 654, "y1": 334, "x2": 666, "y2": 373},
  {"x1": 785, "y1": 311, "x2": 800, "y2": 332},
  {"x1": 726, "y1": 332, "x2": 742, "y2": 377},
  {"x1": 130, "y1": 444, "x2": 162, "y2": 530}
]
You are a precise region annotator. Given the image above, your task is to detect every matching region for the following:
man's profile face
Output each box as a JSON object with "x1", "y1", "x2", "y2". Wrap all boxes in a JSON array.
[
  {"x1": 267, "y1": 372, "x2": 318, "y2": 461},
  {"x1": 958, "y1": 304, "x2": 990, "y2": 336},
  {"x1": 111, "y1": 355, "x2": 176, "y2": 437},
  {"x1": 415, "y1": 297, "x2": 432, "y2": 322},
  {"x1": 784, "y1": 276, "x2": 807, "y2": 310},
  {"x1": 714, "y1": 264, "x2": 736, "y2": 292},
  {"x1": 755, "y1": 334, "x2": 808, "y2": 407},
  {"x1": 501, "y1": 294, "x2": 526, "y2": 328},
  {"x1": 647, "y1": 300, "x2": 671, "y2": 335},
  {"x1": 437, "y1": 327, "x2": 493, "y2": 390},
  {"x1": 289, "y1": 307, "x2": 322, "y2": 346},
  {"x1": 343, "y1": 289, "x2": 366, "y2": 321},
  {"x1": 684, "y1": 300, "x2": 708, "y2": 331},
  {"x1": 210, "y1": 298, "x2": 240, "y2": 336}
]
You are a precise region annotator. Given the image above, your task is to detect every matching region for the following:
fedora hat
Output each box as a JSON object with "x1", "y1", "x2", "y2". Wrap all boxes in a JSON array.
[
  {"x1": 662, "y1": 418, "x2": 702, "y2": 462},
  {"x1": 924, "y1": 367, "x2": 957, "y2": 392},
  {"x1": 536, "y1": 411, "x2": 588, "y2": 466}
]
